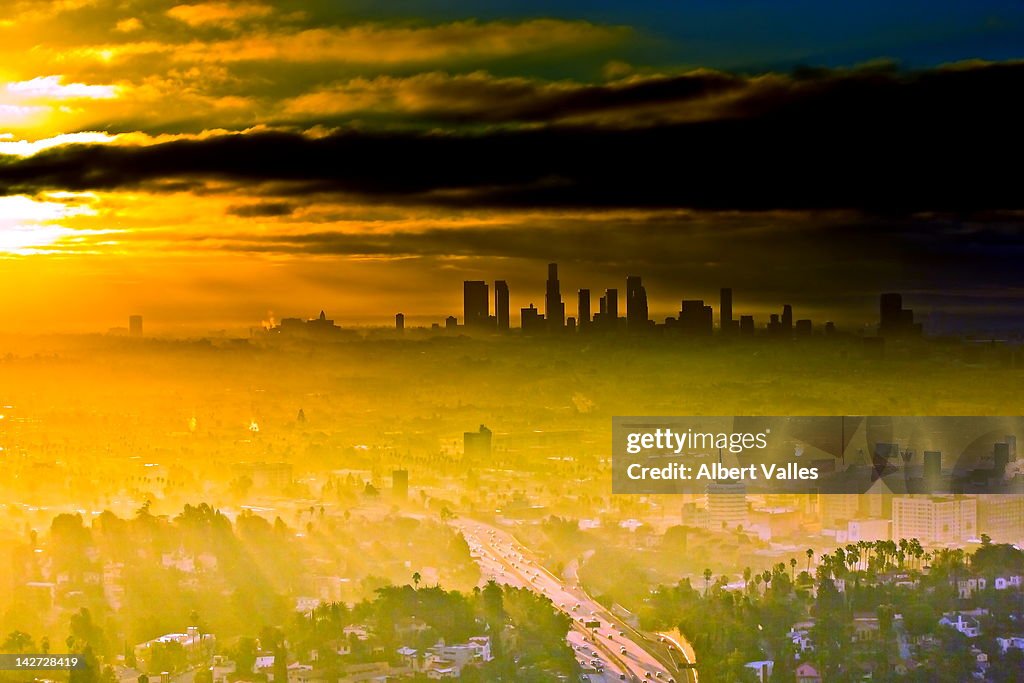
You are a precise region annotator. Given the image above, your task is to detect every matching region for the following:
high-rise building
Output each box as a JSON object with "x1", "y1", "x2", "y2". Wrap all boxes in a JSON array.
[
  {"x1": 879, "y1": 293, "x2": 922, "y2": 336},
  {"x1": 706, "y1": 482, "x2": 748, "y2": 531},
  {"x1": 464, "y1": 425, "x2": 493, "y2": 460},
  {"x1": 924, "y1": 451, "x2": 942, "y2": 490},
  {"x1": 795, "y1": 319, "x2": 812, "y2": 336},
  {"x1": 392, "y1": 469, "x2": 409, "y2": 500},
  {"x1": 463, "y1": 281, "x2": 489, "y2": 328},
  {"x1": 892, "y1": 495, "x2": 976, "y2": 545},
  {"x1": 129, "y1": 315, "x2": 143, "y2": 337},
  {"x1": 782, "y1": 304, "x2": 793, "y2": 335},
  {"x1": 577, "y1": 289, "x2": 591, "y2": 329},
  {"x1": 545, "y1": 263, "x2": 565, "y2": 331},
  {"x1": 626, "y1": 275, "x2": 649, "y2": 333},
  {"x1": 679, "y1": 300, "x2": 713, "y2": 335},
  {"x1": 445, "y1": 315, "x2": 458, "y2": 329},
  {"x1": 521, "y1": 304, "x2": 545, "y2": 333},
  {"x1": 720, "y1": 288, "x2": 733, "y2": 334},
  {"x1": 605, "y1": 289, "x2": 619, "y2": 326},
  {"x1": 978, "y1": 495, "x2": 1024, "y2": 544},
  {"x1": 740, "y1": 315, "x2": 755, "y2": 336},
  {"x1": 494, "y1": 280, "x2": 510, "y2": 331},
  {"x1": 395, "y1": 313, "x2": 405, "y2": 331}
]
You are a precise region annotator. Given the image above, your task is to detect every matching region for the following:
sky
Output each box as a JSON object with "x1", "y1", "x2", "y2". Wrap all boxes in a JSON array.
[{"x1": 1, "y1": 0, "x2": 1023, "y2": 333}]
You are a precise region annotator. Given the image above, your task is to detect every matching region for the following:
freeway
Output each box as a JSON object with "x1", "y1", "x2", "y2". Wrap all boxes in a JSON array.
[{"x1": 452, "y1": 518, "x2": 696, "y2": 683}]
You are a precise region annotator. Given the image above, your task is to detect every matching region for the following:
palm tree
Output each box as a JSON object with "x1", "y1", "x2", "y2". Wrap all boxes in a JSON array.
[
  {"x1": 806, "y1": 548, "x2": 814, "y2": 573},
  {"x1": 703, "y1": 568, "x2": 712, "y2": 596},
  {"x1": 790, "y1": 557, "x2": 797, "y2": 581},
  {"x1": 412, "y1": 572, "x2": 422, "y2": 589}
]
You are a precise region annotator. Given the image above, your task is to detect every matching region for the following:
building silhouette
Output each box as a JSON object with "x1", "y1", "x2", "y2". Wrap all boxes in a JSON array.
[
  {"x1": 626, "y1": 275, "x2": 649, "y2": 333},
  {"x1": 782, "y1": 304, "x2": 793, "y2": 336},
  {"x1": 740, "y1": 315, "x2": 755, "y2": 336},
  {"x1": 494, "y1": 280, "x2": 510, "y2": 331},
  {"x1": 129, "y1": 315, "x2": 143, "y2": 337},
  {"x1": 464, "y1": 425, "x2": 493, "y2": 460},
  {"x1": 463, "y1": 280, "x2": 489, "y2": 328},
  {"x1": 720, "y1": 288, "x2": 733, "y2": 334},
  {"x1": 879, "y1": 292, "x2": 922, "y2": 336},
  {"x1": 577, "y1": 289, "x2": 591, "y2": 330},
  {"x1": 395, "y1": 313, "x2": 405, "y2": 331},
  {"x1": 679, "y1": 300, "x2": 713, "y2": 335},
  {"x1": 545, "y1": 263, "x2": 565, "y2": 331},
  {"x1": 445, "y1": 315, "x2": 458, "y2": 330},
  {"x1": 521, "y1": 304, "x2": 544, "y2": 333},
  {"x1": 392, "y1": 469, "x2": 409, "y2": 500}
]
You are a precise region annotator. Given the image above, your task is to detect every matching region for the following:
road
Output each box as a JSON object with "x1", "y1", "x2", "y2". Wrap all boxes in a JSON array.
[{"x1": 452, "y1": 518, "x2": 696, "y2": 683}]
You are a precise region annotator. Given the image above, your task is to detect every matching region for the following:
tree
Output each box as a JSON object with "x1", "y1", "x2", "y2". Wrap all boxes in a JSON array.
[
  {"x1": 2, "y1": 630, "x2": 34, "y2": 653},
  {"x1": 412, "y1": 572, "x2": 422, "y2": 589},
  {"x1": 703, "y1": 568, "x2": 712, "y2": 596}
]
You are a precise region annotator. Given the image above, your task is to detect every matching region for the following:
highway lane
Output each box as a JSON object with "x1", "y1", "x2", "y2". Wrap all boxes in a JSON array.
[{"x1": 453, "y1": 518, "x2": 691, "y2": 683}]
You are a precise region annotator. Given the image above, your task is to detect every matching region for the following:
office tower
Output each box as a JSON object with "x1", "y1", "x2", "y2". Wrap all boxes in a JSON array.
[
  {"x1": 978, "y1": 495, "x2": 1024, "y2": 544},
  {"x1": 464, "y1": 424, "x2": 492, "y2": 459},
  {"x1": 820, "y1": 494, "x2": 861, "y2": 528},
  {"x1": 768, "y1": 313, "x2": 780, "y2": 334},
  {"x1": 995, "y1": 442, "x2": 1011, "y2": 477},
  {"x1": 566, "y1": 317, "x2": 576, "y2": 331},
  {"x1": 395, "y1": 313, "x2": 405, "y2": 331},
  {"x1": 706, "y1": 482, "x2": 748, "y2": 531},
  {"x1": 924, "y1": 451, "x2": 942, "y2": 490},
  {"x1": 626, "y1": 275, "x2": 649, "y2": 333},
  {"x1": 782, "y1": 304, "x2": 793, "y2": 335},
  {"x1": 795, "y1": 319, "x2": 812, "y2": 336},
  {"x1": 392, "y1": 469, "x2": 409, "y2": 500},
  {"x1": 545, "y1": 263, "x2": 565, "y2": 331},
  {"x1": 605, "y1": 288, "x2": 619, "y2": 326},
  {"x1": 463, "y1": 280, "x2": 489, "y2": 328},
  {"x1": 679, "y1": 300, "x2": 713, "y2": 335},
  {"x1": 892, "y1": 495, "x2": 976, "y2": 545},
  {"x1": 739, "y1": 315, "x2": 755, "y2": 336},
  {"x1": 879, "y1": 292, "x2": 922, "y2": 336},
  {"x1": 520, "y1": 304, "x2": 545, "y2": 333},
  {"x1": 720, "y1": 288, "x2": 733, "y2": 334},
  {"x1": 129, "y1": 315, "x2": 143, "y2": 337},
  {"x1": 577, "y1": 289, "x2": 591, "y2": 329},
  {"x1": 494, "y1": 280, "x2": 510, "y2": 331},
  {"x1": 445, "y1": 315, "x2": 458, "y2": 329}
]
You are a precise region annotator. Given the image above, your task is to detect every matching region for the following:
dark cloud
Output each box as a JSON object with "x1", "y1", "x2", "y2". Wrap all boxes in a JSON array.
[
  {"x1": 226, "y1": 201, "x2": 296, "y2": 217},
  {"x1": 1, "y1": 61, "x2": 1022, "y2": 215}
]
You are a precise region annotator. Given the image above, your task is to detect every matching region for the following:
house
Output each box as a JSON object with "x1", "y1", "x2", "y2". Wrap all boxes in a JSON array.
[
  {"x1": 996, "y1": 636, "x2": 1024, "y2": 653},
  {"x1": 744, "y1": 660, "x2": 773, "y2": 682},
  {"x1": 994, "y1": 575, "x2": 1023, "y2": 590},
  {"x1": 958, "y1": 577, "x2": 987, "y2": 599},
  {"x1": 134, "y1": 626, "x2": 215, "y2": 673},
  {"x1": 795, "y1": 662, "x2": 821, "y2": 683},
  {"x1": 788, "y1": 627, "x2": 813, "y2": 655},
  {"x1": 939, "y1": 612, "x2": 982, "y2": 638}
]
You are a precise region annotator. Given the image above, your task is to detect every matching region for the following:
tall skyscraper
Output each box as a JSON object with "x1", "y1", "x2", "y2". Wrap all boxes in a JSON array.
[
  {"x1": 679, "y1": 300, "x2": 713, "y2": 334},
  {"x1": 605, "y1": 288, "x2": 618, "y2": 328},
  {"x1": 129, "y1": 315, "x2": 143, "y2": 337},
  {"x1": 395, "y1": 313, "x2": 405, "y2": 331},
  {"x1": 392, "y1": 469, "x2": 409, "y2": 500},
  {"x1": 879, "y1": 292, "x2": 922, "y2": 336},
  {"x1": 494, "y1": 280, "x2": 510, "y2": 331},
  {"x1": 545, "y1": 263, "x2": 565, "y2": 330},
  {"x1": 720, "y1": 288, "x2": 733, "y2": 334},
  {"x1": 782, "y1": 304, "x2": 793, "y2": 335},
  {"x1": 626, "y1": 275, "x2": 649, "y2": 333},
  {"x1": 463, "y1": 280, "x2": 489, "y2": 328},
  {"x1": 577, "y1": 289, "x2": 591, "y2": 329}
]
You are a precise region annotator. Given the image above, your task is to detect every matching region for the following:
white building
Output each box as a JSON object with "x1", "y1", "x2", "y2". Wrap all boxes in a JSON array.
[{"x1": 892, "y1": 495, "x2": 976, "y2": 545}]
